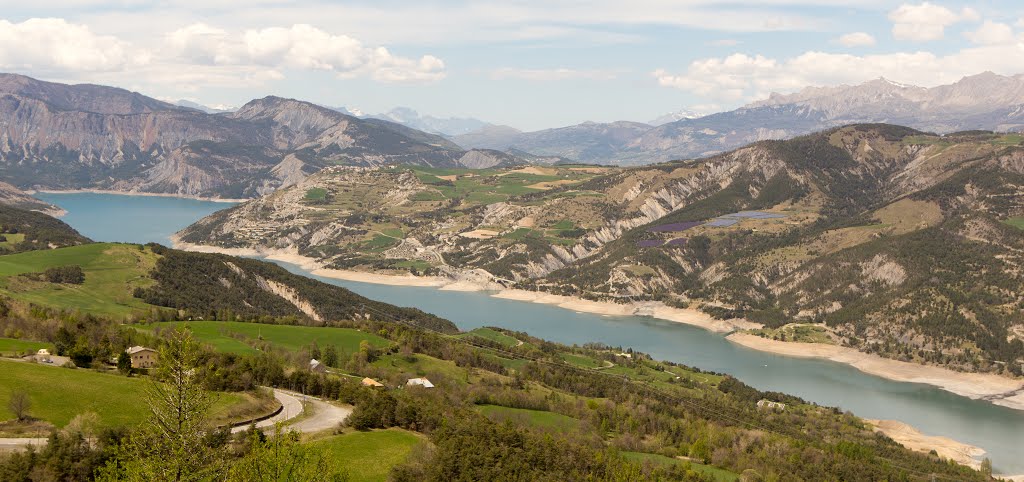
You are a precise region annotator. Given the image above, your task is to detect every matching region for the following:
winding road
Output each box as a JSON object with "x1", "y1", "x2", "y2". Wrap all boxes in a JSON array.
[{"x1": 0, "y1": 388, "x2": 352, "y2": 451}]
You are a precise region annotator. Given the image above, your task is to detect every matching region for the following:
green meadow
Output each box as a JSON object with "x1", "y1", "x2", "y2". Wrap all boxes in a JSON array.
[
  {"x1": 0, "y1": 359, "x2": 247, "y2": 429},
  {"x1": 476, "y1": 405, "x2": 580, "y2": 431},
  {"x1": 621, "y1": 452, "x2": 739, "y2": 481},
  {"x1": 0, "y1": 337, "x2": 50, "y2": 356},
  {"x1": 310, "y1": 429, "x2": 423, "y2": 482},
  {"x1": 138, "y1": 321, "x2": 390, "y2": 356},
  {"x1": 0, "y1": 243, "x2": 157, "y2": 318}
]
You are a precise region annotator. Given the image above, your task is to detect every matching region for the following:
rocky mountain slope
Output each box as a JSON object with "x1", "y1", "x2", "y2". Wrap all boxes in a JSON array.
[
  {"x1": 180, "y1": 124, "x2": 1024, "y2": 376},
  {"x1": 455, "y1": 73, "x2": 1024, "y2": 165},
  {"x1": 0, "y1": 74, "x2": 507, "y2": 199},
  {"x1": 0, "y1": 181, "x2": 62, "y2": 215}
]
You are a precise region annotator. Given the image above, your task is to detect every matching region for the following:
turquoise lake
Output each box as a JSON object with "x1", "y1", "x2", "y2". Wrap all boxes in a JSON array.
[{"x1": 37, "y1": 192, "x2": 1024, "y2": 474}]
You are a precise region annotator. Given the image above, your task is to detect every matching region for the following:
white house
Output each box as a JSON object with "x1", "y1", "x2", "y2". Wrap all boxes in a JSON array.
[
  {"x1": 309, "y1": 359, "x2": 326, "y2": 373},
  {"x1": 406, "y1": 377, "x2": 434, "y2": 388}
]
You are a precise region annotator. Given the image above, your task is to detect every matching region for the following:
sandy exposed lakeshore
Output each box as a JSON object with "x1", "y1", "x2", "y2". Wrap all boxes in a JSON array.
[
  {"x1": 727, "y1": 333, "x2": 1024, "y2": 412},
  {"x1": 170, "y1": 239, "x2": 760, "y2": 333},
  {"x1": 31, "y1": 189, "x2": 248, "y2": 203},
  {"x1": 867, "y1": 419, "x2": 986, "y2": 470}
]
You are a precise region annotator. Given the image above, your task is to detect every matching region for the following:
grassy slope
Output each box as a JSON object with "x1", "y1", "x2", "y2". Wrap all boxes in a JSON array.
[
  {"x1": 140, "y1": 321, "x2": 390, "y2": 356},
  {"x1": 621, "y1": 451, "x2": 739, "y2": 481},
  {"x1": 459, "y1": 327, "x2": 521, "y2": 348},
  {"x1": 1005, "y1": 217, "x2": 1024, "y2": 230},
  {"x1": 0, "y1": 243, "x2": 157, "y2": 318},
  {"x1": 310, "y1": 429, "x2": 423, "y2": 482},
  {"x1": 0, "y1": 337, "x2": 50, "y2": 356},
  {"x1": 476, "y1": 405, "x2": 579, "y2": 431},
  {"x1": 0, "y1": 359, "x2": 246, "y2": 429}
]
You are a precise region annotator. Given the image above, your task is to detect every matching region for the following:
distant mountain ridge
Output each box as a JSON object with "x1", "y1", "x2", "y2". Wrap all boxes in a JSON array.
[
  {"x1": 0, "y1": 74, "x2": 530, "y2": 198},
  {"x1": 454, "y1": 72, "x2": 1024, "y2": 165}
]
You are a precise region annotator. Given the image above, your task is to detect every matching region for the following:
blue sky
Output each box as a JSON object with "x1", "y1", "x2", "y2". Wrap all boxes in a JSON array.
[{"x1": 1, "y1": 1, "x2": 1023, "y2": 130}]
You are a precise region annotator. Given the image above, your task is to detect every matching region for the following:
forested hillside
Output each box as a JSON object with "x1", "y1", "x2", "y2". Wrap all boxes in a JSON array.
[{"x1": 0, "y1": 206, "x2": 90, "y2": 254}]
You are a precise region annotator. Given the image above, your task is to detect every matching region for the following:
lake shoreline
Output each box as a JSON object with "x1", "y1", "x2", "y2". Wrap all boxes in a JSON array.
[
  {"x1": 727, "y1": 333, "x2": 1024, "y2": 412},
  {"x1": 32, "y1": 189, "x2": 248, "y2": 204},
  {"x1": 172, "y1": 237, "x2": 1024, "y2": 415},
  {"x1": 169, "y1": 239, "x2": 759, "y2": 334}
]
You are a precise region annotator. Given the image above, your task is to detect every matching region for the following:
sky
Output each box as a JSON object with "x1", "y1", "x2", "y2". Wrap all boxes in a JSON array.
[{"x1": 0, "y1": 1, "x2": 1023, "y2": 130}]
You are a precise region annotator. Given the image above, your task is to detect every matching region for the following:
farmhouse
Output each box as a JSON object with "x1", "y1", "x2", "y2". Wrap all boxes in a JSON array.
[
  {"x1": 309, "y1": 359, "x2": 326, "y2": 373},
  {"x1": 361, "y1": 377, "x2": 384, "y2": 387},
  {"x1": 406, "y1": 377, "x2": 434, "y2": 388},
  {"x1": 126, "y1": 346, "x2": 158, "y2": 369}
]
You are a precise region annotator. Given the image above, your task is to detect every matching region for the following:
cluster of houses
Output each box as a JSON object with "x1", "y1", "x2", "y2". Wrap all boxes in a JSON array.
[{"x1": 27, "y1": 345, "x2": 159, "y2": 370}]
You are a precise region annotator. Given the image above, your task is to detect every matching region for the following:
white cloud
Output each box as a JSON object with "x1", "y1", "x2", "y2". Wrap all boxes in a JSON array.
[
  {"x1": 0, "y1": 18, "x2": 137, "y2": 73},
  {"x1": 490, "y1": 67, "x2": 620, "y2": 81},
  {"x1": 167, "y1": 23, "x2": 445, "y2": 83},
  {"x1": 837, "y1": 32, "x2": 876, "y2": 47},
  {"x1": 964, "y1": 20, "x2": 1016, "y2": 45},
  {"x1": 1017, "y1": 17, "x2": 1024, "y2": 28},
  {"x1": 888, "y1": 2, "x2": 977, "y2": 42},
  {"x1": 653, "y1": 43, "x2": 1024, "y2": 103}
]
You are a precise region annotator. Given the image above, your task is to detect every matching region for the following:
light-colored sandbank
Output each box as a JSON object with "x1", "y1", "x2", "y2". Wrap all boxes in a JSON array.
[
  {"x1": 31, "y1": 189, "x2": 248, "y2": 203},
  {"x1": 169, "y1": 239, "x2": 759, "y2": 333},
  {"x1": 727, "y1": 333, "x2": 1024, "y2": 412},
  {"x1": 867, "y1": 419, "x2": 986, "y2": 470}
]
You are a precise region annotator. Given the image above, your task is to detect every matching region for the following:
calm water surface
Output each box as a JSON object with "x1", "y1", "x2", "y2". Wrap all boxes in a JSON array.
[{"x1": 40, "y1": 192, "x2": 1024, "y2": 473}]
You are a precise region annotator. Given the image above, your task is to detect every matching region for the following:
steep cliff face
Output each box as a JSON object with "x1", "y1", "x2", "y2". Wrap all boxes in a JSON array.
[{"x1": 0, "y1": 75, "x2": 467, "y2": 198}]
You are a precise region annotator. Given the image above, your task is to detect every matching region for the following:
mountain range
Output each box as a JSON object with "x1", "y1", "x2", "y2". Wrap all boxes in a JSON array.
[
  {"x1": 0, "y1": 74, "x2": 533, "y2": 198},
  {"x1": 454, "y1": 72, "x2": 1024, "y2": 165},
  {"x1": 2, "y1": 72, "x2": 1024, "y2": 199}
]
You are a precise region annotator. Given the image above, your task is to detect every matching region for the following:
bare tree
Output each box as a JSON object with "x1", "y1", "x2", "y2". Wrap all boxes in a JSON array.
[{"x1": 8, "y1": 390, "x2": 30, "y2": 421}]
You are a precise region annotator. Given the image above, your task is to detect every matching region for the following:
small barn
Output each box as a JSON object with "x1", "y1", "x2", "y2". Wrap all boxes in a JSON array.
[
  {"x1": 361, "y1": 377, "x2": 384, "y2": 387},
  {"x1": 309, "y1": 359, "x2": 327, "y2": 373},
  {"x1": 35, "y1": 348, "x2": 51, "y2": 363},
  {"x1": 406, "y1": 377, "x2": 434, "y2": 388},
  {"x1": 126, "y1": 346, "x2": 159, "y2": 369}
]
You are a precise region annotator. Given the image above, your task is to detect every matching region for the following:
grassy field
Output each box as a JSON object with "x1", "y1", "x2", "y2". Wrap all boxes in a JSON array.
[
  {"x1": 560, "y1": 352, "x2": 604, "y2": 368},
  {"x1": 138, "y1": 321, "x2": 390, "y2": 357},
  {"x1": 460, "y1": 327, "x2": 520, "y2": 348},
  {"x1": 0, "y1": 337, "x2": 50, "y2": 356},
  {"x1": 0, "y1": 359, "x2": 248, "y2": 429},
  {"x1": 477, "y1": 405, "x2": 579, "y2": 431},
  {"x1": 1005, "y1": 217, "x2": 1024, "y2": 230},
  {"x1": 304, "y1": 188, "x2": 328, "y2": 202},
  {"x1": 621, "y1": 452, "x2": 739, "y2": 481},
  {"x1": 310, "y1": 429, "x2": 422, "y2": 482},
  {"x1": 0, "y1": 243, "x2": 157, "y2": 318},
  {"x1": 0, "y1": 232, "x2": 25, "y2": 251},
  {"x1": 372, "y1": 352, "x2": 467, "y2": 385}
]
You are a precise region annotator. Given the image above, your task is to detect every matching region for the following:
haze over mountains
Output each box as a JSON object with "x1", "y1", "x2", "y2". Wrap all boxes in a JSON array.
[
  {"x1": 455, "y1": 72, "x2": 1024, "y2": 165},
  {"x1": 1, "y1": 71, "x2": 1024, "y2": 199}
]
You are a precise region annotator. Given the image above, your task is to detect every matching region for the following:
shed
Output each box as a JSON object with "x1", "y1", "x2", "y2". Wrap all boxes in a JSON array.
[
  {"x1": 361, "y1": 377, "x2": 384, "y2": 387},
  {"x1": 406, "y1": 377, "x2": 434, "y2": 388}
]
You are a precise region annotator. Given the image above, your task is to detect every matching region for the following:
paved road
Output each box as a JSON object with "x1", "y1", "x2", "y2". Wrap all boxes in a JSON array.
[
  {"x1": 0, "y1": 438, "x2": 47, "y2": 451},
  {"x1": 231, "y1": 388, "x2": 352, "y2": 434},
  {"x1": 0, "y1": 388, "x2": 352, "y2": 450}
]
